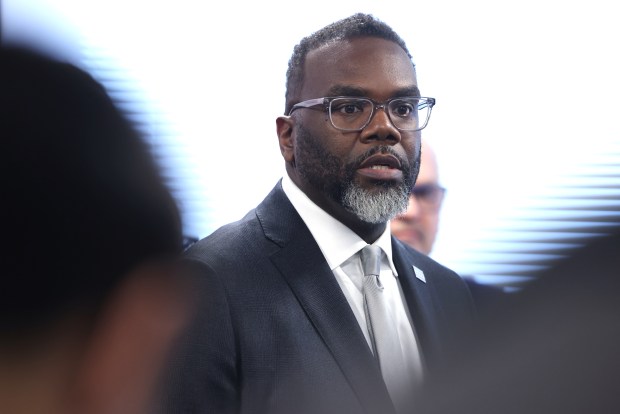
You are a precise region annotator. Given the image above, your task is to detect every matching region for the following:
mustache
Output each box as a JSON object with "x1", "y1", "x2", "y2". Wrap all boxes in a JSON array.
[{"x1": 349, "y1": 145, "x2": 410, "y2": 171}]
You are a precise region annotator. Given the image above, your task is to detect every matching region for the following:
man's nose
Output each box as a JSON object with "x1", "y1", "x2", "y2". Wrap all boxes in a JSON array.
[{"x1": 359, "y1": 106, "x2": 401, "y2": 144}]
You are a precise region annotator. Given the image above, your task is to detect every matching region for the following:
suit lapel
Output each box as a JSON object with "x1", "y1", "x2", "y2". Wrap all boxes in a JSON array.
[
  {"x1": 391, "y1": 239, "x2": 443, "y2": 369},
  {"x1": 258, "y1": 183, "x2": 395, "y2": 414}
]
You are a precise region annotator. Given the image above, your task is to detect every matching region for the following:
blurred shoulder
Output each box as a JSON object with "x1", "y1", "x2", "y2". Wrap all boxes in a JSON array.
[{"x1": 184, "y1": 208, "x2": 264, "y2": 264}]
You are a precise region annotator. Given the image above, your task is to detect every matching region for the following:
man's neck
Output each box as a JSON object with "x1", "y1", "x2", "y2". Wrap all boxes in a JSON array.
[
  {"x1": 285, "y1": 172, "x2": 387, "y2": 244},
  {"x1": 336, "y1": 213, "x2": 387, "y2": 245}
]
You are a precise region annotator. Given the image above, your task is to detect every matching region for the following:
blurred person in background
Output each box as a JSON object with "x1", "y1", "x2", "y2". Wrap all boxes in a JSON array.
[
  {"x1": 391, "y1": 140, "x2": 620, "y2": 413},
  {"x1": 391, "y1": 140, "x2": 505, "y2": 313},
  {"x1": 390, "y1": 140, "x2": 444, "y2": 255},
  {"x1": 0, "y1": 45, "x2": 190, "y2": 414}
]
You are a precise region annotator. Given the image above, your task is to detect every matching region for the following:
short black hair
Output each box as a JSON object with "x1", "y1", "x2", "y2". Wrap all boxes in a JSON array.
[
  {"x1": 284, "y1": 13, "x2": 414, "y2": 114},
  {"x1": 0, "y1": 46, "x2": 183, "y2": 341}
]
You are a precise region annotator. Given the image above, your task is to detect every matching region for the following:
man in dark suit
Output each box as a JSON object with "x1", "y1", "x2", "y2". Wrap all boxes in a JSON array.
[{"x1": 163, "y1": 13, "x2": 475, "y2": 414}]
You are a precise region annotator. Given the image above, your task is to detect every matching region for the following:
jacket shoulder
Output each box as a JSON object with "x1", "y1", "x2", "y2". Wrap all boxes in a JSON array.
[{"x1": 393, "y1": 237, "x2": 466, "y2": 287}]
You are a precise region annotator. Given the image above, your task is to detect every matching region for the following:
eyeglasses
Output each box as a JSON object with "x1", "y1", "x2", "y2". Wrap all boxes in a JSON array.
[
  {"x1": 288, "y1": 96, "x2": 435, "y2": 132},
  {"x1": 411, "y1": 183, "x2": 445, "y2": 209}
]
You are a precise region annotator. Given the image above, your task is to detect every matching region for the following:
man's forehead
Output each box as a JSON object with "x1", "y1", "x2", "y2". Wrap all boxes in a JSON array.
[
  {"x1": 305, "y1": 36, "x2": 410, "y2": 62},
  {"x1": 301, "y1": 36, "x2": 417, "y2": 99}
]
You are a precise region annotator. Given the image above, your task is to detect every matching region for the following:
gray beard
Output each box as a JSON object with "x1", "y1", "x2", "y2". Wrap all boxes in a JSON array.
[
  {"x1": 342, "y1": 180, "x2": 410, "y2": 224},
  {"x1": 294, "y1": 124, "x2": 418, "y2": 225}
]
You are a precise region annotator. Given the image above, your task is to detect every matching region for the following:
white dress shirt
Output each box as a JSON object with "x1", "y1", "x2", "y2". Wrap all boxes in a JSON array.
[{"x1": 281, "y1": 175, "x2": 424, "y2": 383}]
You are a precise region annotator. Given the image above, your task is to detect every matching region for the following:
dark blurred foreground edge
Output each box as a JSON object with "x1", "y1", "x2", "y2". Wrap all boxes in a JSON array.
[{"x1": 416, "y1": 229, "x2": 620, "y2": 414}]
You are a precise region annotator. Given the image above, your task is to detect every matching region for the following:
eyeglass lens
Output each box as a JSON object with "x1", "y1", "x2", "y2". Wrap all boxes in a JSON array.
[
  {"x1": 328, "y1": 97, "x2": 430, "y2": 131},
  {"x1": 411, "y1": 184, "x2": 445, "y2": 208}
]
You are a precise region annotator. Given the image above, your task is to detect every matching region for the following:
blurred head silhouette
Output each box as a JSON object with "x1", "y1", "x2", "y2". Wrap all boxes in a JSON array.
[
  {"x1": 414, "y1": 228, "x2": 620, "y2": 414},
  {"x1": 391, "y1": 140, "x2": 445, "y2": 254},
  {"x1": 0, "y1": 45, "x2": 188, "y2": 414}
]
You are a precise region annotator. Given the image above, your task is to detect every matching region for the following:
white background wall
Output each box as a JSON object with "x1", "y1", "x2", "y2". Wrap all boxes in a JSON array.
[{"x1": 5, "y1": 0, "x2": 620, "y2": 286}]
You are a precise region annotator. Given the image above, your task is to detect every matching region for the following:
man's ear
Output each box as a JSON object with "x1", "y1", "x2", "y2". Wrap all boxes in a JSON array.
[{"x1": 276, "y1": 116, "x2": 295, "y2": 164}]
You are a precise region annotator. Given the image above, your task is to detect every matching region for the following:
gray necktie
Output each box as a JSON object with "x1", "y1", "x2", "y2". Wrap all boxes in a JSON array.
[{"x1": 360, "y1": 245, "x2": 414, "y2": 412}]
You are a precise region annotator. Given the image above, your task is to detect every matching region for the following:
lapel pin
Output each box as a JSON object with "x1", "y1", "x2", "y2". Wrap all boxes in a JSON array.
[{"x1": 413, "y1": 266, "x2": 426, "y2": 283}]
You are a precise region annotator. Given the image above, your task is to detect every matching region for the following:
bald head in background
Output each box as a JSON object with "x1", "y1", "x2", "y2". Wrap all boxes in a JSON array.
[
  {"x1": 391, "y1": 140, "x2": 445, "y2": 255},
  {"x1": 391, "y1": 141, "x2": 508, "y2": 318}
]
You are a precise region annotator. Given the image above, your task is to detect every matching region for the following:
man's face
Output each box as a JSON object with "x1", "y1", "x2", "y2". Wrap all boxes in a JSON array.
[
  {"x1": 390, "y1": 144, "x2": 443, "y2": 254},
  {"x1": 284, "y1": 37, "x2": 421, "y2": 227}
]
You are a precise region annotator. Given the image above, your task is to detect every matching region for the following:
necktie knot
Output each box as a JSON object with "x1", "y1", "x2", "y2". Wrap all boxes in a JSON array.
[{"x1": 360, "y1": 245, "x2": 382, "y2": 277}]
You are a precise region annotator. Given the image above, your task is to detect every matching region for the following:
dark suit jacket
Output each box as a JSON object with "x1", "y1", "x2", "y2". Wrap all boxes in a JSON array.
[{"x1": 162, "y1": 182, "x2": 475, "y2": 414}]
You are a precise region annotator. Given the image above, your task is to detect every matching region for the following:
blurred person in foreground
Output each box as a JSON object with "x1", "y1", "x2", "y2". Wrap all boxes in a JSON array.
[
  {"x1": 0, "y1": 46, "x2": 189, "y2": 414},
  {"x1": 163, "y1": 13, "x2": 475, "y2": 414},
  {"x1": 415, "y1": 227, "x2": 620, "y2": 413},
  {"x1": 391, "y1": 141, "x2": 505, "y2": 312}
]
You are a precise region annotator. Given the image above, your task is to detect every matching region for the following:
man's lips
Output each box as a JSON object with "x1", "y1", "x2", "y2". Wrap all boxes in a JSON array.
[
  {"x1": 357, "y1": 153, "x2": 403, "y2": 180},
  {"x1": 358, "y1": 153, "x2": 402, "y2": 169}
]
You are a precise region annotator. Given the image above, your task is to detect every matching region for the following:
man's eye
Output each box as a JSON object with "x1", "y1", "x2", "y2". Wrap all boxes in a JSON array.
[
  {"x1": 392, "y1": 103, "x2": 415, "y2": 117},
  {"x1": 415, "y1": 187, "x2": 432, "y2": 198},
  {"x1": 333, "y1": 101, "x2": 365, "y2": 114}
]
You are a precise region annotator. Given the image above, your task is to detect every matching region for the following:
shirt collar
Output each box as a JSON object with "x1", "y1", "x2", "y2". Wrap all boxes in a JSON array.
[{"x1": 281, "y1": 175, "x2": 399, "y2": 276}]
